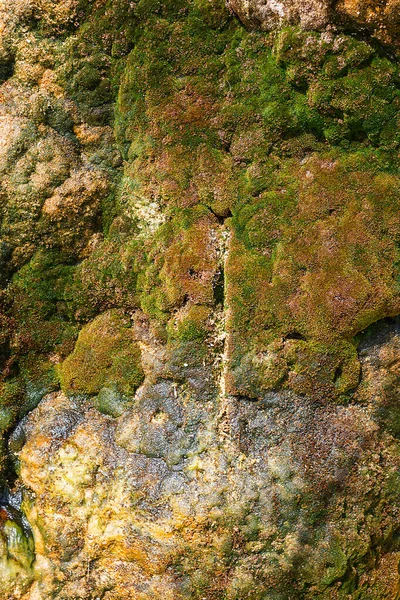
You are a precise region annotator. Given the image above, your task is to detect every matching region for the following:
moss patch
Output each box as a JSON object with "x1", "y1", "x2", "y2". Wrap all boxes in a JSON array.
[{"x1": 59, "y1": 309, "x2": 144, "y2": 397}]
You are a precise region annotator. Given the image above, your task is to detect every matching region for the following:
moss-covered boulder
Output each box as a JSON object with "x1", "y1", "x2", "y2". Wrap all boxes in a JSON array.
[{"x1": 59, "y1": 309, "x2": 144, "y2": 397}]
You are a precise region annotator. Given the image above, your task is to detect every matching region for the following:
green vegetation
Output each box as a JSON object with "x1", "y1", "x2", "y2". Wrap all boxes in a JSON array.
[{"x1": 59, "y1": 310, "x2": 144, "y2": 396}]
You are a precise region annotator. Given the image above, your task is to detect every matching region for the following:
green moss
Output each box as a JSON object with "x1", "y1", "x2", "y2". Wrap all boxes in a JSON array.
[
  {"x1": 11, "y1": 250, "x2": 75, "y2": 320},
  {"x1": 167, "y1": 305, "x2": 211, "y2": 343},
  {"x1": 67, "y1": 223, "x2": 140, "y2": 321},
  {"x1": 225, "y1": 149, "x2": 400, "y2": 399},
  {"x1": 59, "y1": 309, "x2": 144, "y2": 397},
  {"x1": 110, "y1": 9, "x2": 399, "y2": 401},
  {"x1": 8, "y1": 250, "x2": 79, "y2": 359},
  {"x1": 93, "y1": 385, "x2": 132, "y2": 418},
  {"x1": 18, "y1": 355, "x2": 59, "y2": 415},
  {"x1": 104, "y1": 5, "x2": 398, "y2": 404},
  {"x1": 135, "y1": 206, "x2": 218, "y2": 333}
]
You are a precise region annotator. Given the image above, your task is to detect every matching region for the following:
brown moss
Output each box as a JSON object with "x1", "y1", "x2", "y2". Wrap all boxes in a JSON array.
[{"x1": 225, "y1": 152, "x2": 400, "y2": 399}]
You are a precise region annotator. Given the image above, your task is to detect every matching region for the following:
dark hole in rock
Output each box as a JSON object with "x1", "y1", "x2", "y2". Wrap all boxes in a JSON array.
[
  {"x1": 207, "y1": 206, "x2": 232, "y2": 224},
  {"x1": 180, "y1": 293, "x2": 190, "y2": 307},
  {"x1": 213, "y1": 269, "x2": 224, "y2": 305},
  {"x1": 0, "y1": 58, "x2": 15, "y2": 84},
  {"x1": 333, "y1": 364, "x2": 343, "y2": 383},
  {"x1": 291, "y1": 78, "x2": 309, "y2": 94},
  {"x1": 357, "y1": 315, "x2": 400, "y2": 347},
  {"x1": 284, "y1": 331, "x2": 306, "y2": 341}
]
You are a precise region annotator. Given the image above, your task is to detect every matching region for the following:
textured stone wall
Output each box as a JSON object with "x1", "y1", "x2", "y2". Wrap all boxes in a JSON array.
[
  {"x1": 226, "y1": 0, "x2": 400, "y2": 47},
  {"x1": 0, "y1": 1, "x2": 398, "y2": 598}
]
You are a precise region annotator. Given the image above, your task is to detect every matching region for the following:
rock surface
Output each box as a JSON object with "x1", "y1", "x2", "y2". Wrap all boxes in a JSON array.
[
  {"x1": 0, "y1": 0, "x2": 398, "y2": 598},
  {"x1": 227, "y1": 0, "x2": 400, "y2": 47},
  {"x1": 9, "y1": 318, "x2": 400, "y2": 599}
]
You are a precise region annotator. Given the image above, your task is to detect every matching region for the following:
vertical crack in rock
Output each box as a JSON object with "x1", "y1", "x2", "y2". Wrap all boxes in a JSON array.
[{"x1": 214, "y1": 226, "x2": 231, "y2": 400}]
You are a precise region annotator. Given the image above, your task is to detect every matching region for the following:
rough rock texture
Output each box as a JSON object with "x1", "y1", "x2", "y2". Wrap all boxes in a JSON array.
[
  {"x1": 227, "y1": 0, "x2": 332, "y2": 31},
  {"x1": 9, "y1": 318, "x2": 400, "y2": 599},
  {"x1": 227, "y1": 0, "x2": 400, "y2": 47},
  {"x1": 0, "y1": 0, "x2": 398, "y2": 598}
]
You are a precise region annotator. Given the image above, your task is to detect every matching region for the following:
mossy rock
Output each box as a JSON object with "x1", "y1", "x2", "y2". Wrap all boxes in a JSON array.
[
  {"x1": 0, "y1": 512, "x2": 35, "y2": 598},
  {"x1": 59, "y1": 309, "x2": 144, "y2": 397},
  {"x1": 167, "y1": 305, "x2": 212, "y2": 343},
  {"x1": 225, "y1": 151, "x2": 400, "y2": 399},
  {"x1": 93, "y1": 386, "x2": 132, "y2": 418}
]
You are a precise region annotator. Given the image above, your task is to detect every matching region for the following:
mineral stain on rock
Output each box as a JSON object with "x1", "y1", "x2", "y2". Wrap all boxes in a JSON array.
[{"x1": 0, "y1": 0, "x2": 398, "y2": 598}]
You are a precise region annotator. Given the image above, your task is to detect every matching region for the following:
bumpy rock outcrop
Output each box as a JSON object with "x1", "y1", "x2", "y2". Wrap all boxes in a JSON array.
[
  {"x1": 0, "y1": 0, "x2": 398, "y2": 598},
  {"x1": 8, "y1": 317, "x2": 399, "y2": 599},
  {"x1": 227, "y1": 0, "x2": 400, "y2": 47}
]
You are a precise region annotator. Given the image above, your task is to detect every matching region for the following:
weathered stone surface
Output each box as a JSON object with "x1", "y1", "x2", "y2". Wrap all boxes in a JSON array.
[
  {"x1": 227, "y1": 0, "x2": 400, "y2": 47},
  {"x1": 227, "y1": 0, "x2": 331, "y2": 30},
  {"x1": 9, "y1": 318, "x2": 399, "y2": 598}
]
